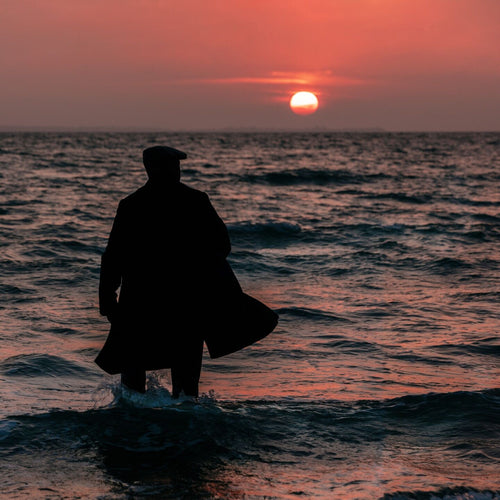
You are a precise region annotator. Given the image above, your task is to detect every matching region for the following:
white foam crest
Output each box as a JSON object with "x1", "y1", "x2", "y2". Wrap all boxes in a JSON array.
[{"x1": 92, "y1": 371, "x2": 218, "y2": 410}]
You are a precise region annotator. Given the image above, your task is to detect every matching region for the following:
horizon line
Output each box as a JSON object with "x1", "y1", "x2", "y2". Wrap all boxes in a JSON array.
[{"x1": 0, "y1": 126, "x2": 499, "y2": 134}]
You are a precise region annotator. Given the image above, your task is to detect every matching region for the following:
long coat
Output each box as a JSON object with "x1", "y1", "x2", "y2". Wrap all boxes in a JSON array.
[{"x1": 95, "y1": 180, "x2": 278, "y2": 375}]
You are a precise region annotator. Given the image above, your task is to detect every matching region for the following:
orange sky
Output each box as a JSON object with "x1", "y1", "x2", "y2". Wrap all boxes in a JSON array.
[{"x1": 1, "y1": 0, "x2": 499, "y2": 130}]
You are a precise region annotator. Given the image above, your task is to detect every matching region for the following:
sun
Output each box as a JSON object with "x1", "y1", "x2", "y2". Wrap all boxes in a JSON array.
[{"x1": 289, "y1": 91, "x2": 319, "y2": 115}]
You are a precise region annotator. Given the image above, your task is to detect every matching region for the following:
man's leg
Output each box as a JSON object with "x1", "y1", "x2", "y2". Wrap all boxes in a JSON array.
[
  {"x1": 171, "y1": 339, "x2": 204, "y2": 398},
  {"x1": 121, "y1": 368, "x2": 146, "y2": 393}
]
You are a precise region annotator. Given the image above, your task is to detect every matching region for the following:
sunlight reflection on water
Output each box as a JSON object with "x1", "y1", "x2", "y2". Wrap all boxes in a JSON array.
[{"x1": 0, "y1": 132, "x2": 499, "y2": 498}]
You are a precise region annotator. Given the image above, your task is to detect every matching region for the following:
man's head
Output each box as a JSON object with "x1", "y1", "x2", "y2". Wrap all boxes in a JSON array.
[{"x1": 142, "y1": 146, "x2": 187, "y2": 183}]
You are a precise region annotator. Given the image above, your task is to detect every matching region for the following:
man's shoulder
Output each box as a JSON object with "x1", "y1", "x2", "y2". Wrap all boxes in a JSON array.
[
  {"x1": 118, "y1": 186, "x2": 148, "y2": 208},
  {"x1": 178, "y1": 182, "x2": 208, "y2": 200}
]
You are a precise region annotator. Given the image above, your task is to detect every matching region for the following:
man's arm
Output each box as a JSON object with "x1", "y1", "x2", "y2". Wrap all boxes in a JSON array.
[{"x1": 99, "y1": 201, "x2": 124, "y2": 319}]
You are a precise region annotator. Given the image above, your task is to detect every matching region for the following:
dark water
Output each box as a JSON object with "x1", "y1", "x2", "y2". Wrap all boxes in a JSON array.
[{"x1": 0, "y1": 132, "x2": 499, "y2": 498}]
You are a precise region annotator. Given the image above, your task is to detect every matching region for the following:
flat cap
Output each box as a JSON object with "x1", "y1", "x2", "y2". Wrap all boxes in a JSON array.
[{"x1": 143, "y1": 146, "x2": 187, "y2": 164}]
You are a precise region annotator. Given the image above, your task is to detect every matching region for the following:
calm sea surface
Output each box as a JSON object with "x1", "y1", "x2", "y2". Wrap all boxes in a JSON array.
[{"x1": 0, "y1": 132, "x2": 499, "y2": 499}]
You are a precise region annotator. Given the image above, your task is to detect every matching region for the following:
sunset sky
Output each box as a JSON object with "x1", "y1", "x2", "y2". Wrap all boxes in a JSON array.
[{"x1": 2, "y1": 0, "x2": 499, "y2": 131}]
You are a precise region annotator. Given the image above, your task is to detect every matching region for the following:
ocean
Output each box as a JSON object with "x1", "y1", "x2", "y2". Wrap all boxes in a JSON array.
[{"x1": 0, "y1": 131, "x2": 499, "y2": 499}]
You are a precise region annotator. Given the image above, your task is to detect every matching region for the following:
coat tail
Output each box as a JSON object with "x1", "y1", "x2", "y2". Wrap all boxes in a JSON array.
[{"x1": 204, "y1": 292, "x2": 278, "y2": 359}]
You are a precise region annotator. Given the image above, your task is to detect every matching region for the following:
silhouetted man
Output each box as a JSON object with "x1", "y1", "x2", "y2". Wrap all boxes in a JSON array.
[{"x1": 95, "y1": 146, "x2": 277, "y2": 397}]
